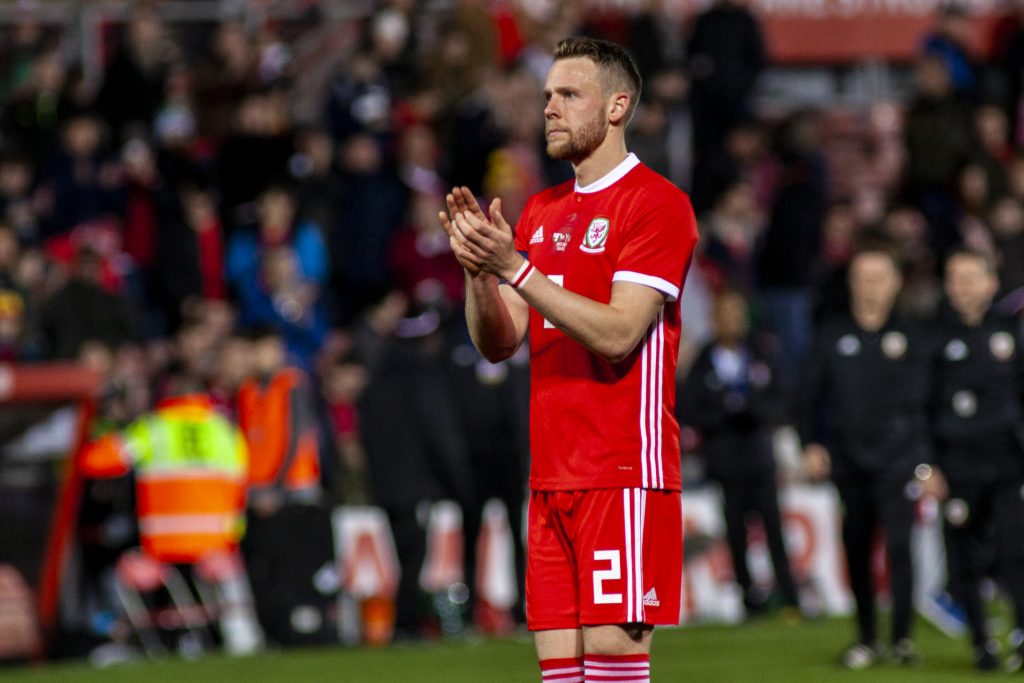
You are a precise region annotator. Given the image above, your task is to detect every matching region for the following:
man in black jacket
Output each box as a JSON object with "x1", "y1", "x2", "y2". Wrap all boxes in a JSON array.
[
  {"x1": 928, "y1": 247, "x2": 1024, "y2": 672},
  {"x1": 798, "y1": 245, "x2": 934, "y2": 669},
  {"x1": 679, "y1": 288, "x2": 799, "y2": 617}
]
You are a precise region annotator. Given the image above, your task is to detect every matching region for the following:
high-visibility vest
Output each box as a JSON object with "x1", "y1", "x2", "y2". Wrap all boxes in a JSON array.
[
  {"x1": 80, "y1": 395, "x2": 248, "y2": 564},
  {"x1": 236, "y1": 368, "x2": 320, "y2": 496}
]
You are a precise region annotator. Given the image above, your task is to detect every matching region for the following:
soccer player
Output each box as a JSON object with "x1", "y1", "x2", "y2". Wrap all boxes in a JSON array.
[{"x1": 440, "y1": 37, "x2": 697, "y2": 683}]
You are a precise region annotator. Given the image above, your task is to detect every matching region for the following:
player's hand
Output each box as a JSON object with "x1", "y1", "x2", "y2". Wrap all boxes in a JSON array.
[
  {"x1": 439, "y1": 186, "x2": 486, "y2": 276},
  {"x1": 802, "y1": 443, "x2": 831, "y2": 481},
  {"x1": 451, "y1": 198, "x2": 522, "y2": 280}
]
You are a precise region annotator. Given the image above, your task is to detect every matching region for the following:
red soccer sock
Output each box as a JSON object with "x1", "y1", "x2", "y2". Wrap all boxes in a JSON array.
[
  {"x1": 584, "y1": 654, "x2": 650, "y2": 682},
  {"x1": 540, "y1": 656, "x2": 585, "y2": 683}
]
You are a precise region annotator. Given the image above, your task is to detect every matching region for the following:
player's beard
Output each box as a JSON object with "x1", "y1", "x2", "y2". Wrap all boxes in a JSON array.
[{"x1": 546, "y1": 110, "x2": 608, "y2": 162}]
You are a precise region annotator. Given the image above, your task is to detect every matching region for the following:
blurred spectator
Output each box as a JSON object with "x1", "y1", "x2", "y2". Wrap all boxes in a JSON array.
[
  {"x1": 356, "y1": 292, "x2": 475, "y2": 640},
  {"x1": 155, "y1": 181, "x2": 226, "y2": 332},
  {"x1": 237, "y1": 246, "x2": 329, "y2": 371},
  {"x1": 229, "y1": 185, "x2": 328, "y2": 367},
  {"x1": 227, "y1": 184, "x2": 328, "y2": 290},
  {"x1": 237, "y1": 327, "x2": 335, "y2": 646},
  {"x1": 322, "y1": 350, "x2": 371, "y2": 505},
  {"x1": 40, "y1": 112, "x2": 123, "y2": 239},
  {"x1": 903, "y1": 55, "x2": 979, "y2": 257},
  {"x1": 701, "y1": 180, "x2": 763, "y2": 294},
  {"x1": 217, "y1": 92, "x2": 295, "y2": 228},
  {"x1": 40, "y1": 246, "x2": 137, "y2": 359},
  {"x1": 755, "y1": 113, "x2": 827, "y2": 389},
  {"x1": 679, "y1": 289, "x2": 800, "y2": 617},
  {"x1": 194, "y1": 20, "x2": 260, "y2": 142},
  {"x1": 687, "y1": 0, "x2": 765, "y2": 157},
  {"x1": 2, "y1": 49, "x2": 70, "y2": 162},
  {"x1": 0, "y1": 152, "x2": 42, "y2": 245},
  {"x1": 326, "y1": 51, "x2": 394, "y2": 144},
  {"x1": 990, "y1": 195, "x2": 1024, "y2": 306},
  {"x1": 96, "y1": 3, "x2": 177, "y2": 144},
  {"x1": 922, "y1": 4, "x2": 977, "y2": 99},
  {"x1": 291, "y1": 128, "x2": 337, "y2": 233},
  {"x1": 331, "y1": 133, "x2": 408, "y2": 321},
  {"x1": 389, "y1": 190, "x2": 464, "y2": 311}
]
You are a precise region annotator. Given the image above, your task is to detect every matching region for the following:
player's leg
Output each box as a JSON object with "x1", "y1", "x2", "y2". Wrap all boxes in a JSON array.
[
  {"x1": 528, "y1": 491, "x2": 585, "y2": 682},
  {"x1": 876, "y1": 469, "x2": 917, "y2": 663},
  {"x1": 990, "y1": 477, "x2": 1024, "y2": 672},
  {"x1": 575, "y1": 489, "x2": 682, "y2": 683},
  {"x1": 752, "y1": 475, "x2": 801, "y2": 611},
  {"x1": 834, "y1": 479, "x2": 880, "y2": 668},
  {"x1": 942, "y1": 480, "x2": 994, "y2": 669},
  {"x1": 719, "y1": 480, "x2": 757, "y2": 614}
]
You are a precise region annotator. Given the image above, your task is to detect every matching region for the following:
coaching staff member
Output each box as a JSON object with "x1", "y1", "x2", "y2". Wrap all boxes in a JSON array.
[
  {"x1": 928, "y1": 247, "x2": 1024, "y2": 672},
  {"x1": 798, "y1": 245, "x2": 933, "y2": 669},
  {"x1": 440, "y1": 37, "x2": 697, "y2": 683}
]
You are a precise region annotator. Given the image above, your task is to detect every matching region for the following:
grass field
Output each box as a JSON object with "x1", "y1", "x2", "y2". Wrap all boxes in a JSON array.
[{"x1": 2, "y1": 615, "x2": 1009, "y2": 682}]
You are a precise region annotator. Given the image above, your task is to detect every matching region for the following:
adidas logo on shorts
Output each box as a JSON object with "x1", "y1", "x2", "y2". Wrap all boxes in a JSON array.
[{"x1": 643, "y1": 587, "x2": 660, "y2": 607}]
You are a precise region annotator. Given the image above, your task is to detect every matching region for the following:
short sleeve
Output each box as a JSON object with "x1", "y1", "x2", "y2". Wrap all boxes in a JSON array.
[
  {"x1": 513, "y1": 198, "x2": 534, "y2": 255},
  {"x1": 612, "y1": 193, "x2": 697, "y2": 302}
]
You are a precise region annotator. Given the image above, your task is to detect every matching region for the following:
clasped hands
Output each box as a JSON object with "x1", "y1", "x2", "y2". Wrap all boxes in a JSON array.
[{"x1": 438, "y1": 186, "x2": 524, "y2": 281}]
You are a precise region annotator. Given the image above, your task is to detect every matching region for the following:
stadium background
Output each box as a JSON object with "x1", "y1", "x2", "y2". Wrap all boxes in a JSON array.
[{"x1": 0, "y1": 0, "x2": 1020, "y2": 678}]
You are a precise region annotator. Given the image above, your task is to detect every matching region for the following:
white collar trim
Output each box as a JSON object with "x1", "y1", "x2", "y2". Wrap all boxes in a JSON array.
[{"x1": 574, "y1": 153, "x2": 641, "y2": 194}]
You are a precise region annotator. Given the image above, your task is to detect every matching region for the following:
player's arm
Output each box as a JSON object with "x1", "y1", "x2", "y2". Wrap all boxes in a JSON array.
[
  {"x1": 439, "y1": 187, "x2": 528, "y2": 362},
  {"x1": 464, "y1": 272, "x2": 530, "y2": 362},
  {"x1": 451, "y1": 205, "x2": 664, "y2": 364}
]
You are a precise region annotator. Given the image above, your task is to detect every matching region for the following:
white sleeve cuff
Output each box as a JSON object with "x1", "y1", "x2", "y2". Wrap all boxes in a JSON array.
[{"x1": 612, "y1": 271, "x2": 680, "y2": 301}]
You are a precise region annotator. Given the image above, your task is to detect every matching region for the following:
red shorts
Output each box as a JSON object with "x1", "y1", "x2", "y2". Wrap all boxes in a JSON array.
[{"x1": 526, "y1": 488, "x2": 683, "y2": 631}]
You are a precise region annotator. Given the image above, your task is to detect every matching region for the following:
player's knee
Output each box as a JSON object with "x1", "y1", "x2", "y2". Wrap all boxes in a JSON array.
[{"x1": 583, "y1": 623, "x2": 652, "y2": 655}]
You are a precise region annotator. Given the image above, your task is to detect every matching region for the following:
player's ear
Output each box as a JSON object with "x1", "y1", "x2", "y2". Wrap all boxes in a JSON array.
[{"x1": 608, "y1": 92, "x2": 630, "y2": 125}]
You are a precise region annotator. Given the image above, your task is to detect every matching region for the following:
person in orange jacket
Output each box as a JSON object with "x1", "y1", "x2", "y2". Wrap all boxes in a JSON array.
[{"x1": 236, "y1": 326, "x2": 336, "y2": 645}]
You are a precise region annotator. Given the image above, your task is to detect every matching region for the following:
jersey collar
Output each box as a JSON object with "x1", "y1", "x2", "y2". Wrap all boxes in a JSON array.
[{"x1": 574, "y1": 153, "x2": 641, "y2": 194}]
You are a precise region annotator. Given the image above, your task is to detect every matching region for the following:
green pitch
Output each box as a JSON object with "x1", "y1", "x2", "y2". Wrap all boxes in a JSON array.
[{"x1": 2, "y1": 616, "x2": 1005, "y2": 682}]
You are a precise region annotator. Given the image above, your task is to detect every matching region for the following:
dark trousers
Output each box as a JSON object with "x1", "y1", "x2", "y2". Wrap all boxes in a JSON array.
[
  {"x1": 836, "y1": 474, "x2": 915, "y2": 646},
  {"x1": 242, "y1": 503, "x2": 336, "y2": 645},
  {"x1": 383, "y1": 504, "x2": 428, "y2": 634},
  {"x1": 944, "y1": 476, "x2": 1024, "y2": 647},
  {"x1": 720, "y1": 476, "x2": 800, "y2": 609}
]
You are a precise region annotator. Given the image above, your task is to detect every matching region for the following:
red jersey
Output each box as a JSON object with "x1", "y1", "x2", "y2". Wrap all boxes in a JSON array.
[{"x1": 513, "y1": 154, "x2": 698, "y2": 492}]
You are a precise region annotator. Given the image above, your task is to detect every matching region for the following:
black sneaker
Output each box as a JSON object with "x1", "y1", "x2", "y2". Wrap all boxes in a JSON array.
[
  {"x1": 841, "y1": 642, "x2": 880, "y2": 670},
  {"x1": 890, "y1": 639, "x2": 921, "y2": 667},
  {"x1": 975, "y1": 640, "x2": 1000, "y2": 672}
]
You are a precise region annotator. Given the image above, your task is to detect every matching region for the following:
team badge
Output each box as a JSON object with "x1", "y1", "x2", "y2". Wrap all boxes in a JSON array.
[
  {"x1": 881, "y1": 331, "x2": 907, "y2": 360},
  {"x1": 952, "y1": 390, "x2": 977, "y2": 418},
  {"x1": 945, "y1": 339, "x2": 968, "y2": 361},
  {"x1": 580, "y1": 217, "x2": 610, "y2": 253},
  {"x1": 945, "y1": 498, "x2": 970, "y2": 527},
  {"x1": 749, "y1": 361, "x2": 771, "y2": 389},
  {"x1": 837, "y1": 334, "x2": 861, "y2": 356},
  {"x1": 990, "y1": 332, "x2": 1015, "y2": 361}
]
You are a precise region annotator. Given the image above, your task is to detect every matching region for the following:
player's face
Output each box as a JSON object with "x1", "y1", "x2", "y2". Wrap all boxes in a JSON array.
[
  {"x1": 543, "y1": 58, "x2": 609, "y2": 162},
  {"x1": 945, "y1": 254, "x2": 998, "y2": 320},
  {"x1": 849, "y1": 252, "x2": 901, "y2": 312}
]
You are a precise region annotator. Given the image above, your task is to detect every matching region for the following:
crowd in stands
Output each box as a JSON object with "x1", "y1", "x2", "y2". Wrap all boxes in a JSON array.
[{"x1": 0, "y1": 0, "x2": 1023, "y2": 655}]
